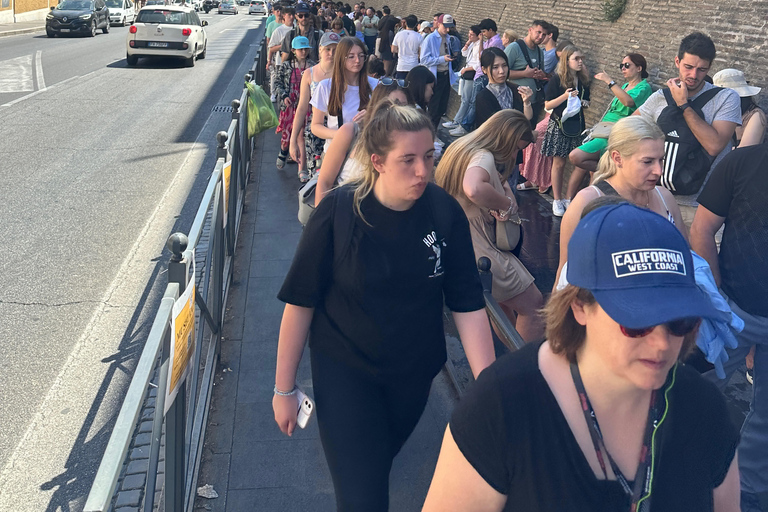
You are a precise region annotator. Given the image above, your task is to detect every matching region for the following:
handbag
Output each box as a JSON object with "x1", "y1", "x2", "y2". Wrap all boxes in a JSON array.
[
  {"x1": 495, "y1": 213, "x2": 522, "y2": 252},
  {"x1": 298, "y1": 176, "x2": 318, "y2": 225},
  {"x1": 585, "y1": 121, "x2": 615, "y2": 140},
  {"x1": 461, "y1": 69, "x2": 475, "y2": 81}
]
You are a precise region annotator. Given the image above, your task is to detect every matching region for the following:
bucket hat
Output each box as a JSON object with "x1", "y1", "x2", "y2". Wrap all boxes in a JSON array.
[{"x1": 712, "y1": 68, "x2": 761, "y2": 97}]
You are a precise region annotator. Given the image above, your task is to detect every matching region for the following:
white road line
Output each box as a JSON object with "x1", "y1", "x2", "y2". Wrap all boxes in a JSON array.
[
  {"x1": 1, "y1": 74, "x2": 80, "y2": 107},
  {"x1": 0, "y1": 55, "x2": 34, "y2": 93},
  {"x1": 35, "y1": 50, "x2": 45, "y2": 90}
]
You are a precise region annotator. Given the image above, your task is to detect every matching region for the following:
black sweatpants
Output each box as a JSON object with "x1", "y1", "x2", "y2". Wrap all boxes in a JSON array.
[
  {"x1": 427, "y1": 70, "x2": 451, "y2": 128},
  {"x1": 310, "y1": 349, "x2": 433, "y2": 512}
]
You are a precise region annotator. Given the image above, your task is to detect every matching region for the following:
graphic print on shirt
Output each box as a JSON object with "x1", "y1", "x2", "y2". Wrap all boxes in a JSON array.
[{"x1": 423, "y1": 230, "x2": 445, "y2": 278}]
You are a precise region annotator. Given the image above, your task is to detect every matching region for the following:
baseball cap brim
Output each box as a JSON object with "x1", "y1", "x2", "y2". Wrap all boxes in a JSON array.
[{"x1": 592, "y1": 283, "x2": 719, "y2": 329}]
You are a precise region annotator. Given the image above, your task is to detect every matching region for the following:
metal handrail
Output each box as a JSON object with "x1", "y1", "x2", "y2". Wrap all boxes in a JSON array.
[
  {"x1": 477, "y1": 257, "x2": 526, "y2": 351},
  {"x1": 84, "y1": 31, "x2": 269, "y2": 512}
]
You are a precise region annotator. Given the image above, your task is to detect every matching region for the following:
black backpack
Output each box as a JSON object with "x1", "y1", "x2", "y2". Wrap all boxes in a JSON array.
[
  {"x1": 656, "y1": 87, "x2": 722, "y2": 195},
  {"x1": 514, "y1": 39, "x2": 546, "y2": 93}
]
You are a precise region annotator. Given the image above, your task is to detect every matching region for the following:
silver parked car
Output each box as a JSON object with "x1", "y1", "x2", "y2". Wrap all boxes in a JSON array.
[{"x1": 217, "y1": 1, "x2": 237, "y2": 14}]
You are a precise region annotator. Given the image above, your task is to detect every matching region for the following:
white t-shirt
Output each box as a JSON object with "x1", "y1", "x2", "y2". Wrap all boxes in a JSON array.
[
  {"x1": 392, "y1": 29, "x2": 423, "y2": 72},
  {"x1": 269, "y1": 24, "x2": 292, "y2": 65},
  {"x1": 310, "y1": 75, "x2": 378, "y2": 129}
]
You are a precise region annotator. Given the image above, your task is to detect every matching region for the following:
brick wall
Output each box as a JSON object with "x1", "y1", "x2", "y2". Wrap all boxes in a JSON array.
[
  {"x1": 15, "y1": 0, "x2": 52, "y2": 13},
  {"x1": 385, "y1": 0, "x2": 768, "y2": 124}
]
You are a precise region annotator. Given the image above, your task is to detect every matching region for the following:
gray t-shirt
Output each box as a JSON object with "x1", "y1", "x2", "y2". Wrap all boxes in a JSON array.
[
  {"x1": 504, "y1": 41, "x2": 543, "y2": 101},
  {"x1": 637, "y1": 82, "x2": 742, "y2": 204},
  {"x1": 437, "y1": 34, "x2": 449, "y2": 73}
]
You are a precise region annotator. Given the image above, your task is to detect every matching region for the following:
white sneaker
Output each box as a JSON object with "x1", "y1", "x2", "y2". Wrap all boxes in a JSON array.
[
  {"x1": 562, "y1": 199, "x2": 571, "y2": 210},
  {"x1": 552, "y1": 199, "x2": 566, "y2": 217},
  {"x1": 434, "y1": 138, "x2": 445, "y2": 147},
  {"x1": 449, "y1": 125, "x2": 468, "y2": 137},
  {"x1": 442, "y1": 120, "x2": 458, "y2": 128},
  {"x1": 270, "y1": 93, "x2": 276, "y2": 102}
]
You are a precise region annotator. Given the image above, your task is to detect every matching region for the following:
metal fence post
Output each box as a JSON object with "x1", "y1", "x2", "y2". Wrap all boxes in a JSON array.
[
  {"x1": 216, "y1": 131, "x2": 228, "y2": 161},
  {"x1": 165, "y1": 233, "x2": 191, "y2": 512}
]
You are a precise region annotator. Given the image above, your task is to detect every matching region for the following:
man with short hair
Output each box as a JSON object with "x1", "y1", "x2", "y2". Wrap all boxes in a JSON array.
[
  {"x1": 265, "y1": 4, "x2": 282, "y2": 39},
  {"x1": 335, "y1": 5, "x2": 354, "y2": 35},
  {"x1": 280, "y1": 3, "x2": 321, "y2": 62},
  {"x1": 505, "y1": 19, "x2": 549, "y2": 122},
  {"x1": 432, "y1": 12, "x2": 442, "y2": 26},
  {"x1": 420, "y1": 13, "x2": 460, "y2": 128},
  {"x1": 542, "y1": 23, "x2": 558, "y2": 74},
  {"x1": 267, "y1": 6, "x2": 294, "y2": 101},
  {"x1": 350, "y1": 2, "x2": 359, "y2": 18},
  {"x1": 362, "y1": 7, "x2": 379, "y2": 54},
  {"x1": 391, "y1": 14, "x2": 421, "y2": 78},
  {"x1": 690, "y1": 142, "x2": 768, "y2": 512},
  {"x1": 635, "y1": 32, "x2": 741, "y2": 204},
  {"x1": 478, "y1": 18, "x2": 503, "y2": 49}
]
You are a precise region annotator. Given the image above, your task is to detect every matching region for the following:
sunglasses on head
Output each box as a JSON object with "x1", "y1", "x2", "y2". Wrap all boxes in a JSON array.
[
  {"x1": 378, "y1": 77, "x2": 409, "y2": 88},
  {"x1": 619, "y1": 62, "x2": 632, "y2": 70},
  {"x1": 619, "y1": 317, "x2": 701, "y2": 338}
]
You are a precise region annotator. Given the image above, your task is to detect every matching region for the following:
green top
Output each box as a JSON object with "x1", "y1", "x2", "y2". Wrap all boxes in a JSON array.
[
  {"x1": 265, "y1": 14, "x2": 275, "y2": 26},
  {"x1": 602, "y1": 79, "x2": 653, "y2": 122},
  {"x1": 266, "y1": 19, "x2": 281, "y2": 39}
]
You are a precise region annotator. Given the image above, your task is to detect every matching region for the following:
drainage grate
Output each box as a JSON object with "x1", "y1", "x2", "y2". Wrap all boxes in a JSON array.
[{"x1": 211, "y1": 104, "x2": 234, "y2": 112}]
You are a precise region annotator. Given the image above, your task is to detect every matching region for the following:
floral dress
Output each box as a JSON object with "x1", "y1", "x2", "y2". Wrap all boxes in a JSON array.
[
  {"x1": 275, "y1": 59, "x2": 314, "y2": 148},
  {"x1": 304, "y1": 67, "x2": 326, "y2": 174}
]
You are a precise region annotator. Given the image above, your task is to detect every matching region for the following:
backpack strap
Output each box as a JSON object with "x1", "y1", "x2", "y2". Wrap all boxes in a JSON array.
[
  {"x1": 515, "y1": 39, "x2": 535, "y2": 69},
  {"x1": 663, "y1": 86, "x2": 723, "y2": 117}
]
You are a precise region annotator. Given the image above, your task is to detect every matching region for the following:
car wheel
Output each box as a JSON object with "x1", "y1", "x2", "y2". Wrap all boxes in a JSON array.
[
  {"x1": 198, "y1": 41, "x2": 206, "y2": 59},
  {"x1": 120, "y1": 16, "x2": 125, "y2": 26},
  {"x1": 89, "y1": 20, "x2": 97, "y2": 36},
  {"x1": 126, "y1": 53, "x2": 138, "y2": 65},
  {"x1": 102, "y1": 20, "x2": 109, "y2": 33},
  {"x1": 185, "y1": 47, "x2": 196, "y2": 67},
  {"x1": 46, "y1": 29, "x2": 56, "y2": 37}
]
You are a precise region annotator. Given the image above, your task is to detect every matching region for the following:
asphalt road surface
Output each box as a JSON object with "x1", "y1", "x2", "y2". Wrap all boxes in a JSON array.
[{"x1": 0, "y1": 10, "x2": 265, "y2": 510}]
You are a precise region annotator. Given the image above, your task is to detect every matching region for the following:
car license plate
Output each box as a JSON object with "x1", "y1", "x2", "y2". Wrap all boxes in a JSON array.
[
  {"x1": 60, "y1": 28, "x2": 70, "y2": 32},
  {"x1": 148, "y1": 42, "x2": 168, "y2": 47}
]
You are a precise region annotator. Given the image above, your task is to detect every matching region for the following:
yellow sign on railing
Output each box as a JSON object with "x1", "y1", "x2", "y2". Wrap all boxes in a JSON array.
[
  {"x1": 222, "y1": 160, "x2": 232, "y2": 228},
  {"x1": 165, "y1": 255, "x2": 196, "y2": 414}
]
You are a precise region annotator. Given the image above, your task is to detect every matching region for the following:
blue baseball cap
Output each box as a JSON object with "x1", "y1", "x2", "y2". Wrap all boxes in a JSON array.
[
  {"x1": 291, "y1": 36, "x2": 312, "y2": 50},
  {"x1": 567, "y1": 204, "x2": 718, "y2": 328}
]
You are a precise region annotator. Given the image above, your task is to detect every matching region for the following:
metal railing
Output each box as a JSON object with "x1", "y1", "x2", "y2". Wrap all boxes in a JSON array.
[
  {"x1": 84, "y1": 33, "x2": 269, "y2": 512},
  {"x1": 477, "y1": 257, "x2": 526, "y2": 352}
]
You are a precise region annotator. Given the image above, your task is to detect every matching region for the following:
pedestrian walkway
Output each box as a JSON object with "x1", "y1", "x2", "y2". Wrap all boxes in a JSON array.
[
  {"x1": 192, "y1": 113, "x2": 752, "y2": 512},
  {"x1": 0, "y1": 21, "x2": 45, "y2": 38}
]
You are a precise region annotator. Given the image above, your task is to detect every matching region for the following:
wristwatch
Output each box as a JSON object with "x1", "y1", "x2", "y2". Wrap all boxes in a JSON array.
[
  {"x1": 607, "y1": 81, "x2": 616, "y2": 89},
  {"x1": 679, "y1": 101, "x2": 692, "y2": 112}
]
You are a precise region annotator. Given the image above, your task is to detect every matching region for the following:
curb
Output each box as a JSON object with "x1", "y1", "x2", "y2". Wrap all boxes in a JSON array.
[{"x1": 0, "y1": 26, "x2": 45, "y2": 37}]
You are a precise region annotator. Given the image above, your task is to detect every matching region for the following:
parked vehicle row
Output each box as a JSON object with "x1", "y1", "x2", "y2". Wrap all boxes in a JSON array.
[{"x1": 126, "y1": 5, "x2": 208, "y2": 67}]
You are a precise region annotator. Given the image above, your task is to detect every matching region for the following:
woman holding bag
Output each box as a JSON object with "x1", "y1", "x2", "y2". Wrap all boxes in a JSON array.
[
  {"x1": 435, "y1": 109, "x2": 545, "y2": 342},
  {"x1": 541, "y1": 45, "x2": 591, "y2": 217}
]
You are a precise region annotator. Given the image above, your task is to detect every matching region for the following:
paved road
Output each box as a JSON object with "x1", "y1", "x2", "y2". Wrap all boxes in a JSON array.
[{"x1": 0, "y1": 10, "x2": 265, "y2": 511}]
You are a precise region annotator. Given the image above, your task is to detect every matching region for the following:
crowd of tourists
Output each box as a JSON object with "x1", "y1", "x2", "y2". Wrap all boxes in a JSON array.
[{"x1": 263, "y1": 2, "x2": 768, "y2": 511}]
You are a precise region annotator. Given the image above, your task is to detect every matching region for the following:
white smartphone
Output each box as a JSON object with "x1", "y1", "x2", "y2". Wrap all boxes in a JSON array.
[{"x1": 295, "y1": 388, "x2": 315, "y2": 429}]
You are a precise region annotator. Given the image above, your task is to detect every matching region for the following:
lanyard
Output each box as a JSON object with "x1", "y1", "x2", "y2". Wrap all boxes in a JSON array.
[{"x1": 569, "y1": 363, "x2": 675, "y2": 512}]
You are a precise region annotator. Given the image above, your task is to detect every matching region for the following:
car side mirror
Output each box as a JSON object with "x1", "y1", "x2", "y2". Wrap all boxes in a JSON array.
[{"x1": 201, "y1": 20, "x2": 208, "y2": 25}]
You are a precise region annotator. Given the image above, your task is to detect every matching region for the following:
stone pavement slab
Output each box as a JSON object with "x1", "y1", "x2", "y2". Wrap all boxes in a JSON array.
[{"x1": 0, "y1": 21, "x2": 45, "y2": 37}]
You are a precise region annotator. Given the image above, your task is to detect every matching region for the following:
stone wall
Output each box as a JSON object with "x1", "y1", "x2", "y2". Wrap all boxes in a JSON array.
[{"x1": 385, "y1": 0, "x2": 768, "y2": 124}]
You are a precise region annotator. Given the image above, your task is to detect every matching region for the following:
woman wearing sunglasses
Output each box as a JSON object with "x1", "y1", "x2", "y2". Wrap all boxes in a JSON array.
[
  {"x1": 314, "y1": 78, "x2": 414, "y2": 205},
  {"x1": 554, "y1": 116, "x2": 687, "y2": 291},
  {"x1": 567, "y1": 53, "x2": 653, "y2": 200},
  {"x1": 423, "y1": 202, "x2": 740, "y2": 512}
]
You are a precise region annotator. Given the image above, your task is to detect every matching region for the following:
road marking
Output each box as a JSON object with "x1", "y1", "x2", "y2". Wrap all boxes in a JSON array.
[
  {"x1": 1, "y1": 74, "x2": 80, "y2": 107},
  {"x1": 0, "y1": 55, "x2": 34, "y2": 93},
  {"x1": 35, "y1": 50, "x2": 45, "y2": 90}
]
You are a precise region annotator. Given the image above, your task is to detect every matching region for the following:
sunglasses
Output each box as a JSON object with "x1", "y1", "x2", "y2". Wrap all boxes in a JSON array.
[
  {"x1": 619, "y1": 62, "x2": 632, "y2": 70},
  {"x1": 296, "y1": 13, "x2": 308, "y2": 18},
  {"x1": 619, "y1": 317, "x2": 701, "y2": 338},
  {"x1": 378, "y1": 77, "x2": 409, "y2": 88}
]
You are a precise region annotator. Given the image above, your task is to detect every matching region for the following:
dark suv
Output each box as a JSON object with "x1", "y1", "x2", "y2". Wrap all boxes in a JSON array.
[
  {"x1": 202, "y1": 0, "x2": 219, "y2": 13},
  {"x1": 46, "y1": 0, "x2": 111, "y2": 37}
]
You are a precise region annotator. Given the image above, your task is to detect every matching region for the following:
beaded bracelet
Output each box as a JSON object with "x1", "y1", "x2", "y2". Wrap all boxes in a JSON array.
[{"x1": 274, "y1": 385, "x2": 297, "y2": 396}]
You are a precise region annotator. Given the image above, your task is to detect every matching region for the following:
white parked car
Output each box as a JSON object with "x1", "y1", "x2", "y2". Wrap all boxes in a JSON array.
[
  {"x1": 126, "y1": 5, "x2": 207, "y2": 67},
  {"x1": 248, "y1": 0, "x2": 265, "y2": 14},
  {"x1": 107, "y1": 0, "x2": 136, "y2": 25}
]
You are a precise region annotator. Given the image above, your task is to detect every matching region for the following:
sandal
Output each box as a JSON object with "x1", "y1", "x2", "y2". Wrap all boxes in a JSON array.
[
  {"x1": 538, "y1": 186, "x2": 552, "y2": 195},
  {"x1": 516, "y1": 181, "x2": 537, "y2": 191},
  {"x1": 298, "y1": 169, "x2": 310, "y2": 183}
]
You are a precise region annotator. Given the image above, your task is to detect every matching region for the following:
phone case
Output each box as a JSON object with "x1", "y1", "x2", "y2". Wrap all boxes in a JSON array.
[{"x1": 295, "y1": 388, "x2": 315, "y2": 429}]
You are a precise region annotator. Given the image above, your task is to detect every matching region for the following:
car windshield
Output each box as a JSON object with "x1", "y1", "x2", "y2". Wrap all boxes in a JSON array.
[
  {"x1": 105, "y1": 0, "x2": 122, "y2": 7},
  {"x1": 145, "y1": 0, "x2": 163, "y2": 4},
  {"x1": 137, "y1": 9, "x2": 184, "y2": 22},
  {"x1": 57, "y1": 0, "x2": 92, "y2": 9}
]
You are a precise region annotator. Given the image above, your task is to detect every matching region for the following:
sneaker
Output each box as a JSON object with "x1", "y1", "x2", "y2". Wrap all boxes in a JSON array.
[
  {"x1": 434, "y1": 138, "x2": 445, "y2": 147},
  {"x1": 270, "y1": 93, "x2": 276, "y2": 103},
  {"x1": 562, "y1": 199, "x2": 571, "y2": 210},
  {"x1": 747, "y1": 367, "x2": 754, "y2": 385},
  {"x1": 442, "y1": 120, "x2": 458, "y2": 128},
  {"x1": 552, "y1": 199, "x2": 566, "y2": 217},
  {"x1": 449, "y1": 125, "x2": 468, "y2": 137}
]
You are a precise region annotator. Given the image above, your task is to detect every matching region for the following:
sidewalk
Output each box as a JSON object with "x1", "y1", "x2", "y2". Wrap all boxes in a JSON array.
[
  {"x1": 192, "y1": 127, "x2": 462, "y2": 512},
  {"x1": 0, "y1": 21, "x2": 45, "y2": 38}
]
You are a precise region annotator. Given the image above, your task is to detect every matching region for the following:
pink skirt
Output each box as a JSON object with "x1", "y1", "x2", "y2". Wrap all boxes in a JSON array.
[{"x1": 521, "y1": 114, "x2": 553, "y2": 189}]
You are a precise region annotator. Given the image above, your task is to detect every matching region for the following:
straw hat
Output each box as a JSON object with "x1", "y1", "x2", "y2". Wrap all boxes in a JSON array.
[{"x1": 712, "y1": 68, "x2": 761, "y2": 97}]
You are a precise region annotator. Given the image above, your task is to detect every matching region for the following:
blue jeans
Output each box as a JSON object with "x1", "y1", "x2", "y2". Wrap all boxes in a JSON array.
[
  {"x1": 364, "y1": 35, "x2": 376, "y2": 55},
  {"x1": 461, "y1": 75, "x2": 488, "y2": 131},
  {"x1": 705, "y1": 292, "x2": 768, "y2": 499},
  {"x1": 452, "y1": 77, "x2": 476, "y2": 125}
]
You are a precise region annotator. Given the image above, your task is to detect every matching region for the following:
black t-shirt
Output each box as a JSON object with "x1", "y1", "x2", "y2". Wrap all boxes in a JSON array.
[
  {"x1": 341, "y1": 14, "x2": 355, "y2": 36},
  {"x1": 278, "y1": 184, "x2": 485, "y2": 379},
  {"x1": 450, "y1": 341, "x2": 739, "y2": 512},
  {"x1": 697, "y1": 143, "x2": 768, "y2": 316},
  {"x1": 544, "y1": 74, "x2": 591, "y2": 133}
]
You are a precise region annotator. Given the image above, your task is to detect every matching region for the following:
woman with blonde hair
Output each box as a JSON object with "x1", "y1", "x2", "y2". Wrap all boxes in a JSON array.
[
  {"x1": 541, "y1": 45, "x2": 591, "y2": 216},
  {"x1": 554, "y1": 115, "x2": 688, "y2": 290},
  {"x1": 435, "y1": 109, "x2": 544, "y2": 342},
  {"x1": 275, "y1": 101, "x2": 495, "y2": 510}
]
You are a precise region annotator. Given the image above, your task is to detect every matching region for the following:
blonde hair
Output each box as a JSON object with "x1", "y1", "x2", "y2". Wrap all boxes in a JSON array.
[
  {"x1": 349, "y1": 101, "x2": 435, "y2": 222},
  {"x1": 556, "y1": 45, "x2": 590, "y2": 90},
  {"x1": 592, "y1": 116, "x2": 665, "y2": 184},
  {"x1": 502, "y1": 29, "x2": 517, "y2": 43},
  {"x1": 435, "y1": 110, "x2": 533, "y2": 201}
]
